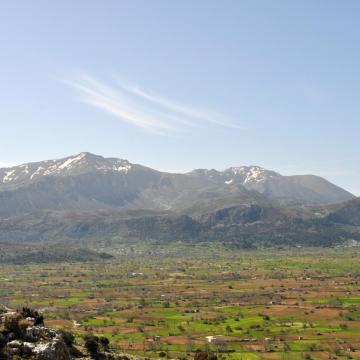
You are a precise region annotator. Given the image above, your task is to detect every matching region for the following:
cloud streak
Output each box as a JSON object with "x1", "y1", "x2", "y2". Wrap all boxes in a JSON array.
[{"x1": 65, "y1": 75, "x2": 238, "y2": 135}]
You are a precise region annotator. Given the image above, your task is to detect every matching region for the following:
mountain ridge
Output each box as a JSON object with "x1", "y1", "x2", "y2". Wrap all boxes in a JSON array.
[
  {"x1": 0, "y1": 152, "x2": 358, "y2": 248},
  {"x1": 0, "y1": 152, "x2": 354, "y2": 206}
]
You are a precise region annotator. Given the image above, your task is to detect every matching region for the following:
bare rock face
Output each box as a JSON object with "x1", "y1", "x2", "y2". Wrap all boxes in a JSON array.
[
  {"x1": 5, "y1": 340, "x2": 36, "y2": 357},
  {"x1": 0, "y1": 309, "x2": 71, "y2": 360},
  {"x1": 3, "y1": 334, "x2": 71, "y2": 360},
  {"x1": 0, "y1": 307, "x2": 135, "y2": 360},
  {"x1": 32, "y1": 337, "x2": 71, "y2": 360},
  {"x1": 24, "y1": 325, "x2": 57, "y2": 342}
]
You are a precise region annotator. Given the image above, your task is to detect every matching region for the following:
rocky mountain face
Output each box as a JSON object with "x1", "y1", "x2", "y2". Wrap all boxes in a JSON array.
[{"x1": 0, "y1": 152, "x2": 358, "y2": 248}]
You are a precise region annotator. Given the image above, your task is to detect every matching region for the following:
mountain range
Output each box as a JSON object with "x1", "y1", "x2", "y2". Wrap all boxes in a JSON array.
[{"x1": 0, "y1": 152, "x2": 359, "y2": 248}]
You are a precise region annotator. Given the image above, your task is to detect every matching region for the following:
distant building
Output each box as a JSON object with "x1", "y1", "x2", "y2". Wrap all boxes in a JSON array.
[{"x1": 205, "y1": 336, "x2": 226, "y2": 346}]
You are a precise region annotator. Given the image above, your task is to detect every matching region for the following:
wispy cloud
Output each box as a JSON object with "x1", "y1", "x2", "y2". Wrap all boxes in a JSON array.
[{"x1": 65, "y1": 74, "x2": 238, "y2": 135}]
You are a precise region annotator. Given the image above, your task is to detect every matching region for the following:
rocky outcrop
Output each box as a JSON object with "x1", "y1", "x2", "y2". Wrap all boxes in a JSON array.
[
  {"x1": 4, "y1": 337, "x2": 70, "y2": 359},
  {"x1": 0, "y1": 308, "x2": 70, "y2": 360},
  {"x1": 0, "y1": 307, "x2": 138, "y2": 360}
]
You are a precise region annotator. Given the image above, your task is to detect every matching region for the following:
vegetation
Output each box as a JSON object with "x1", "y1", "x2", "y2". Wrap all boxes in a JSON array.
[
  {"x1": 0, "y1": 243, "x2": 113, "y2": 264},
  {"x1": 1, "y1": 248, "x2": 360, "y2": 359}
]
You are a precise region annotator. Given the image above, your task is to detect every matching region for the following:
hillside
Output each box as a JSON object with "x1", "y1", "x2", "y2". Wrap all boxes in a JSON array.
[
  {"x1": 0, "y1": 153, "x2": 354, "y2": 218},
  {"x1": 0, "y1": 242, "x2": 113, "y2": 264},
  {"x1": 0, "y1": 153, "x2": 358, "y2": 248}
]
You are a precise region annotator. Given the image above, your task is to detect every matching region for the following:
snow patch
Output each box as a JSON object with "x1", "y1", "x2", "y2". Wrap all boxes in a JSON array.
[
  {"x1": 30, "y1": 167, "x2": 44, "y2": 180},
  {"x1": 228, "y1": 166, "x2": 270, "y2": 184},
  {"x1": 112, "y1": 163, "x2": 132, "y2": 173},
  {"x1": 58, "y1": 153, "x2": 86, "y2": 170},
  {"x1": 2, "y1": 170, "x2": 16, "y2": 183},
  {"x1": 0, "y1": 153, "x2": 134, "y2": 185}
]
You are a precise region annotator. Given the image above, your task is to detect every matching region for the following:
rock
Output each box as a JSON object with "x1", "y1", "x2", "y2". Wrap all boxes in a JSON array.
[
  {"x1": 4, "y1": 337, "x2": 70, "y2": 360},
  {"x1": 25, "y1": 316, "x2": 36, "y2": 326},
  {"x1": 0, "y1": 309, "x2": 71, "y2": 360},
  {"x1": 23, "y1": 341, "x2": 37, "y2": 357},
  {"x1": 6, "y1": 339, "x2": 23, "y2": 348},
  {"x1": 3, "y1": 331, "x2": 16, "y2": 342},
  {"x1": 25, "y1": 325, "x2": 57, "y2": 342},
  {"x1": 33, "y1": 337, "x2": 70, "y2": 360},
  {"x1": 25, "y1": 325, "x2": 41, "y2": 342},
  {"x1": 1, "y1": 308, "x2": 130, "y2": 360},
  {"x1": 4, "y1": 340, "x2": 36, "y2": 357}
]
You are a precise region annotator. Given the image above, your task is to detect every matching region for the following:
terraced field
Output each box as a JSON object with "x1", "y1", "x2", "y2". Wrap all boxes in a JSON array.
[{"x1": 1, "y1": 248, "x2": 360, "y2": 359}]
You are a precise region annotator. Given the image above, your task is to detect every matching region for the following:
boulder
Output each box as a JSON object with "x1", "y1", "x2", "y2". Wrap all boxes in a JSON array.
[
  {"x1": 25, "y1": 325, "x2": 57, "y2": 342},
  {"x1": 33, "y1": 337, "x2": 71, "y2": 360},
  {"x1": 4, "y1": 337, "x2": 70, "y2": 359},
  {"x1": 5, "y1": 340, "x2": 36, "y2": 357}
]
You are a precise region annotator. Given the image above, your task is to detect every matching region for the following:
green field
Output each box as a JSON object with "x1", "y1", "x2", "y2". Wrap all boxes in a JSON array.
[{"x1": 1, "y1": 247, "x2": 360, "y2": 359}]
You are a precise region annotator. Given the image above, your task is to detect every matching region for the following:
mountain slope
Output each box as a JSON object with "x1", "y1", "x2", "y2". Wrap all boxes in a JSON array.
[
  {"x1": 326, "y1": 198, "x2": 360, "y2": 226},
  {"x1": 1, "y1": 199, "x2": 359, "y2": 248},
  {"x1": 0, "y1": 153, "x2": 357, "y2": 248},
  {"x1": 0, "y1": 153, "x2": 270, "y2": 218},
  {"x1": 188, "y1": 166, "x2": 354, "y2": 205},
  {"x1": 0, "y1": 153, "x2": 354, "y2": 219}
]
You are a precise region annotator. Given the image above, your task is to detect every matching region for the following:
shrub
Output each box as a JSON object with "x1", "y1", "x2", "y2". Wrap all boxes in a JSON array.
[
  {"x1": 84, "y1": 333, "x2": 99, "y2": 356},
  {"x1": 99, "y1": 336, "x2": 110, "y2": 351},
  {"x1": 21, "y1": 307, "x2": 44, "y2": 326},
  {"x1": 4, "y1": 312, "x2": 22, "y2": 334},
  {"x1": 59, "y1": 329, "x2": 75, "y2": 347},
  {"x1": 194, "y1": 351, "x2": 217, "y2": 360}
]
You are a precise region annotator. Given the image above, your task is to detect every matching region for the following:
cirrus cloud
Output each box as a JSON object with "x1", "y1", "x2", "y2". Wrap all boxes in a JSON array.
[{"x1": 65, "y1": 74, "x2": 239, "y2": 135}]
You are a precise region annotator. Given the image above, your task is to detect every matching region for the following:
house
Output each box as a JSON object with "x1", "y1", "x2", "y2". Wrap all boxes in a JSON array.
[{"x1": 205, "y1": 336, "x2": 227, "y2": 346}]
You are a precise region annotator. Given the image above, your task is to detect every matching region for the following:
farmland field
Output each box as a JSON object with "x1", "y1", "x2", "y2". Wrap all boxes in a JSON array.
[{"x1": 1, "y1": 246, "x2": 360, "y2": 359}]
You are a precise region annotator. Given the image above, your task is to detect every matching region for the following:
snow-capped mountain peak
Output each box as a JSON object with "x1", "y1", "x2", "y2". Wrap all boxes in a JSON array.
[
  {"x1": 0, "y1": 152, "x2": 133, "y2": 186},
  {"x1": 0, "y1": 153, "x2": 355, "y2": 218},
  {"x1": 188, "y1": 165, "x2": 280, "y2": 186},
  {"x1": 224, "y1": 166, "x2": 280, "y2": 184}
]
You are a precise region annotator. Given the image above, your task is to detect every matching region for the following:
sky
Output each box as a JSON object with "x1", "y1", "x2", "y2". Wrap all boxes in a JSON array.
[{"x1": 1, "y1": 1, "x2": 360, "y2": 195}]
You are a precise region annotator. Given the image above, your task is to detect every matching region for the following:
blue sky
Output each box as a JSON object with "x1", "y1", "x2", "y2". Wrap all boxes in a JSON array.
[{"x1": 1, "y1": 1, "x2": 359, "y2": 194}]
